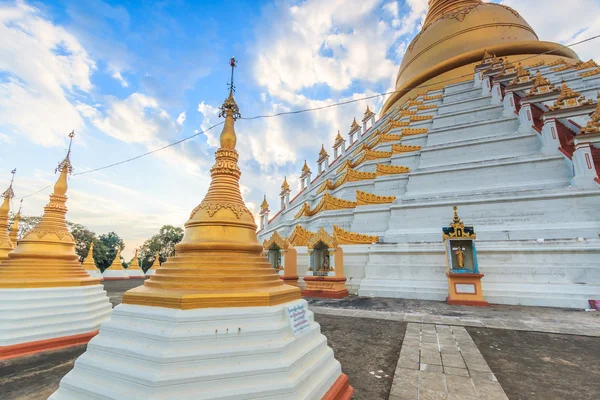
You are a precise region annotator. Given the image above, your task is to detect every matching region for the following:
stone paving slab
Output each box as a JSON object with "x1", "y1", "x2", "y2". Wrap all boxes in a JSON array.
[
  {"x1": 308, "y1": 299, "x2": 600, "y2": 337},
  {"x1": 390, "y1": 323, "x2": 509, "y2": 400}
]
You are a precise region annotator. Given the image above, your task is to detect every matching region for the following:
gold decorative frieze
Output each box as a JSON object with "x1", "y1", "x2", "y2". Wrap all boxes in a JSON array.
[
  {"x1": 356, "y1": 190, "x2": 396, "y2": 206},
  {"x1": 574, "y1": 60, "x2": 599, "y2": 71},
  {"x1": 380, "y1": 133, "x2": 403, "y2": 142},
  {"x1": 353, "y1": 143, "x2": 369, "y2": 156},
  {"x1": 365, "y1": 149, "x2": 392, "y2": 161},
  {"x1": 549, "y1": 59, "x2": 567, "y2": 67},
  {"x1": 552, "y1": 63, "x2": 573, "y2": 72},
  {"x1": 581, "y1": 95, "x2": 600, "y2": 134},
  {"x1": 417, "y1": 104, "x2": 438, "y2": 111},
  {"x1": 294, "y1": 203, "x2": 312, "y2": 219},
  {"x1": 529, "y1": 60, "x2": 545, "y2": 68},
  {"x1": 509, "y1": 65, "x2": 531, "y2": 85},
  {"x1": 580, "y1": 68, "x2": 600, "y2": 78},
  {"x1": 346, "y1": 168, "x2": 377, "y2": 182},
  {"x1": 288, "y1": 225, "x2": 313, "y2": 246},
  {"x1": 376, "y1": 164, "x2": 410, "y2": 176},
  {"x1": 423, "y1": 94, "x2": 443, "y2": 101},
  {"x1": 548, "y1": 82, "x2": 594, "y2": 111},
  {"x1": 403, "y1": 128, "x2": 428, "y2": 136},
  {"x1": 316, "y1": 179, "x2": 335, "y2": 194},
  {"x1": 526, "y1": 71, "x2": 557, "y2": 97},
  {"x1": 392, "y1": 144, "x2": 421, "y2": 153},
  {"x1": 333, "y1": 224, "x2": 378, "y2": 245},
  {"x1": 410, "y1": 115, "x2": 433, "y2": 122},
  {"x1": 294, "y1": 194, "x2": 357, "y2": 219}
]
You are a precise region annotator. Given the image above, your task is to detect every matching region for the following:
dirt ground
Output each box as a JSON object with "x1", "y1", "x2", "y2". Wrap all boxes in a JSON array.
[
  {"x1": 315, "y1": 314, "x2": 405, "y2": 400},
  {"x1": 468, "y1": 327, "x2": 600, "y2": 400}
]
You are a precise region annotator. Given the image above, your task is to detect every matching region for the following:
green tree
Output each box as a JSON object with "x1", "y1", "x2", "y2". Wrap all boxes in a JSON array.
[
  {"x1": 69, "y1": 223, "x2": 96, "y2": 262},
  {"x1": 94, "y1": 232, "x2": 125, "y2": 272},
  {"x1": 140, "y1": 225, "x2": 184, "y2": 271},
  {"x1": 8, "y1": 213, "x2": 41, "y2": 240}
]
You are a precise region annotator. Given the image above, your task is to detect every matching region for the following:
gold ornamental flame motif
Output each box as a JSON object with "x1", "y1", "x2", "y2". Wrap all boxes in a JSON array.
[
  {"x1": 0, "y1": 173, "x2": 15, "y2": 260},
  {"x1": 0, "y1": 135, "x2": 101, "y2": 288},
  {"x1": 123, "y1": 78, "x2": 300, "y2": 309}
]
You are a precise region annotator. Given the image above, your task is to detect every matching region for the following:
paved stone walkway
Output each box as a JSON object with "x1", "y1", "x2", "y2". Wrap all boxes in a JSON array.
[
  {"x1": 309, "y1": 300, "x2": 600, "y2": 337},
  {"x1": 390, "y1": 323, "x2": 508, "y2": 400}
]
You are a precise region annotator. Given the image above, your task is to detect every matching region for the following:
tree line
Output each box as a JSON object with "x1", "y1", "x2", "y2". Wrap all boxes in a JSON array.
[{"x1": 7, "y1": 213, "x2": 183, "y2": 272}]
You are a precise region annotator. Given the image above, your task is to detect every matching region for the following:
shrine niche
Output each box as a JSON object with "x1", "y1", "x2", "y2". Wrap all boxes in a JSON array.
[
  {"x1": 302, "y1": 228, "x2": 348, "y2": 299},
  {"x1": 262, "y1": 231, "x2": 298, "y2": 286},
  {"x1": 442, "y1": 206, "x2": 488, "y2": 307}
]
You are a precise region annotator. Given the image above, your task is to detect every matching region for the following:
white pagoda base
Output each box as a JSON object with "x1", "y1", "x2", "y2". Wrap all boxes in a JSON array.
[
  {"x1": 86, "y1": 269, "x2": 103, "y2": 280},
  {"x1": 126, "y1": 269, "x2": 147, "y2": 279},
  {"x1": 0, "y1": 285, "x2": 112, "y2": 358},
  {"x1": 50, "y1": 299, "x2": 346, "y2": 400},
  {"x1": 145, "y1": 269, "x2": 156, "y2": 276},
  {"x1": 102, "y1": 269, "x2": 130, "y2": 280}
]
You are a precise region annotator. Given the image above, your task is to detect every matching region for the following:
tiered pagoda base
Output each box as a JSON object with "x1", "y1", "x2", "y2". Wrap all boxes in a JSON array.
[
  {"x1": 0, "y1": 285, "x2": 112, "y2": 359},
  {"x1": 126, "y1": 270, "x2": 147, "y2": 279},
  {"x1": 302, "y1": 277, "x2": 349, "y2": 299},
  {"x1": 102, "y1": 270, "x2": 130, "y2": 280},
  {"x1": 280, "y1": 274, "x2": 299, "y2": 287},
  {"x1": 50, "y1": 299, "x2": 353, "y2": 400}
]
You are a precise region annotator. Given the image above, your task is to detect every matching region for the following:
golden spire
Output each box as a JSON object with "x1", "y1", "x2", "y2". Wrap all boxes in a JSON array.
[
  {"x1": 582, "y1": 94, "x2": 600, "y2": 134},
  {"x1": 526, "y1": 71, "x2": 556, "y2": 97},
  {"x1": 0, "y1": 132, "x2": 100, "y2": 288},
  {"x1": 128, "y1": 248, "x2": 143, "y2": 271},
  {"x1": 154, "y1": 251, "x2": 160, "y2": 267},
  {"x1": 106, "y1": 247, "x2": 126, "y2": 271},
  {"x1": 81, "y1": 241, "x2": 97, "y2": 271},
  {"x1": 318, "y1": 144, "x2": 329, "y2": 160},
  {"x1": 0, "y1": 169, "x2": 17, "y2": 260},
  {"x1": 301, "y1": 160, "x2": 311, "y2": 175},
  {"x1": 350, "y1": 118, "x2": 360, "y2": 131},
  {"x1": 123, "y1": 59, "x2": 299, "y2": 309},
  {"x1": 334, "y1": 131, "x2": 345, "y2": 145},
  {"x1": 260, "y1": 195, "x2": 269, "y2": 212},
  {"x1": 8, "y1": 199, "x2": 22, "y2": 246},
  {"x1": 280, "y1": 176, "x2": 290, "y2": 194}
]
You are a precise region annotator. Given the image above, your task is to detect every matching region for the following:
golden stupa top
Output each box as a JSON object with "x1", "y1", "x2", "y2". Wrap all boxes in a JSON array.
[
  {"x1": 0, "y1": 170, "x2": 17, "y2": 259},
  {"x1": 81, "y1": 241, "x2": 98, "y2": 271},
  {"x1": 381, "y1": 0, "x2": 579, "y2": 115},
  {"x1": 301, "y1": 160, "x2": 311, "y2": 175},
  {"x1": 318, "y1": 144, "x2": 329, "y2": 161},
  {"x1": 106, "y1": 247, "x2": 126, "y2": 271},
  {"x1": 334, "y1": 131, "x2": 345, "y2": 147},
  {"x1": 260, "y1": 195, "x2": 269, "y2": 212},
  {"x1": 122, "y1": 58, "x2": 299, "y2": 309},
  {"x1": 364, "y1": 105, "x2": 373, "y2": 116},
  {"x1": 128, "y1": 248, "x2": 143, "y2": 271},
  {"x1": 280, "y1": 176, "x2": 290, "y2": 194},
  {"x1": 582, "y1": 95, "x2": 600, "y2": 134},
  {"x1": 350, "y1": 118, "x2": 360, "y2": 131},
  {"x1": 0, "y1": 132, "x2": 101, "y2": 288},
  {"x1": 8, "y1": 199, "x2": 22, "y2": 245}
]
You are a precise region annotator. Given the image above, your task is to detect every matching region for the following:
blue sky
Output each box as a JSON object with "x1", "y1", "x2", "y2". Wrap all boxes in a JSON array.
[{"x1": 1, "y1": 0, "x2": 600, "y2": 258}]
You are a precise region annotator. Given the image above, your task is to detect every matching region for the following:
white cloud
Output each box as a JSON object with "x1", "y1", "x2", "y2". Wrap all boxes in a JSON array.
[
  {"x1": 176, "y1": 111, "x2": 186, "y2": 126},
  {"x1": 108, "y1": 65, "x2": 129, "y2": 87},
  {"x1": 0, "y1": 1, "x2": 95, "y2": 147},
  {"x1": 0, "y1": 133, "x2": 13, "y2": 144},
  {"x1": 501, "y1": 0, "x2": 600, "y2": 62}
]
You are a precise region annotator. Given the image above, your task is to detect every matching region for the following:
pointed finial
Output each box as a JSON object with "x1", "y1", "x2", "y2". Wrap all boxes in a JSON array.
[
  {"x1": 218, "y1": 58, "x2": 241, "y2": 149},
  {"x1": 2, "y1": 169, "x2": 16, "y2": 199},
  {"x1": 260, "y1": 195, "x2": 269, "y2": 211},
  {"x1": 452, "y1": 206, "x2": 460, "y2": 223},
  {"x1": 56, "y1": 131, "x2": 75, "y2": 174}
]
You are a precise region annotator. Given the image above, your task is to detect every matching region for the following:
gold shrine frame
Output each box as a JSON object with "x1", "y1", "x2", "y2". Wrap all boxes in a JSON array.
[
  {"x1": 287, "y1": 225, "x2": 313, "y2": 247},
  {"x1": 307, "y1": 227, "x2": 337, "y2": 250},
  {"x1": 262, "y1": 231, "x2": 290, "y2": 250}
]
